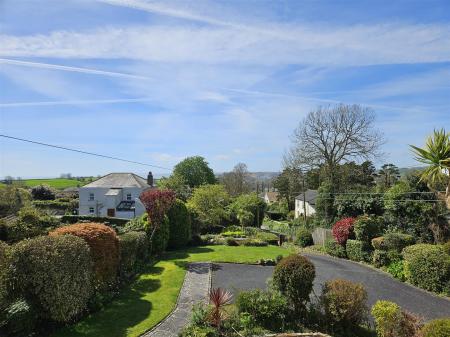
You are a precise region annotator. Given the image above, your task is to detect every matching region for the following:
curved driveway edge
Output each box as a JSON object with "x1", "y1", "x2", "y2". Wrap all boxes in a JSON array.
[{"x1": 142, "y1": 262, "x2": 211, "y2": 337}]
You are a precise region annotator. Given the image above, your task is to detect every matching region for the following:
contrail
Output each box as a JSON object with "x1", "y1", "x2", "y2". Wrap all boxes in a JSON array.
[
  {"x1": 0, "y1": 97, "x2": 154, "y2": 107},
  {"x1": 0, "y1": 58, "x2": 151, "y2": 80}
]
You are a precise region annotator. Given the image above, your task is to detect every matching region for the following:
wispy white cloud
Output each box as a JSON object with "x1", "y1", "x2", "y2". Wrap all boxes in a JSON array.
[
  {"x1": 0, "y1": 58, "x2": 151, "y2": 80},
  {"x1": 1, "y1": 23, "x2": 449, "y2": 66},
  {"x1": 0, "y1": 97, "x2": 154, "y2": 107}
]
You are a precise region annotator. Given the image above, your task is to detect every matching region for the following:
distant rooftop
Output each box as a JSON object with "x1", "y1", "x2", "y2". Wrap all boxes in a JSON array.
[
  {"x1": 82, "y1": 173, "x2": 150, "y2": 188},
  {"x1": 295, "y1": 189, "x2": 318, "y2": 205}
]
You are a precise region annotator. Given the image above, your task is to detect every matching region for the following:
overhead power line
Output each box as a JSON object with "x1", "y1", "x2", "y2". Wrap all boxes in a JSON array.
[{"x1": 0, "y1": 134, "x2": 172, "y2": 171}]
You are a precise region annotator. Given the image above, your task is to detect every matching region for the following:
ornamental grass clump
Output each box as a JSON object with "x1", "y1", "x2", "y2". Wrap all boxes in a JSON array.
[
  {"x1": 50, "y1": 222, "x2": 120, "y2": 288},
  {"x1": 208, "y1": 287, "x2": 233, "y2": 329}
]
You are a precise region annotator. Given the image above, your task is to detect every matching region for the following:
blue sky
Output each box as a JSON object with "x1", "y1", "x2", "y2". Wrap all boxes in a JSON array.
[{"x1": 0, "y1": 0, "x2": 449, "y2": 178}]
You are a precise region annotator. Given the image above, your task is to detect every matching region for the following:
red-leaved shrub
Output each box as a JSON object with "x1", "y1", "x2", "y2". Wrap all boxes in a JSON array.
[
  {"x1": 332, "y1": 217, "x2": 356, "y2": 245},
  {"x1": 140, "y1": 189, "x2": 176, "y2": 227},
  {"x1": 50, "y1": 222, "x2": 119, "y2": 288}
]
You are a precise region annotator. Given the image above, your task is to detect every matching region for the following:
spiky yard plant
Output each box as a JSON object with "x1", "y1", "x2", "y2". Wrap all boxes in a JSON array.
[
  {"x1": 410, "y1": 129, "x2": 450, "y2": 197},
  {"x1": 208, "y1": 287, "x2": 233, "y2": 329}
]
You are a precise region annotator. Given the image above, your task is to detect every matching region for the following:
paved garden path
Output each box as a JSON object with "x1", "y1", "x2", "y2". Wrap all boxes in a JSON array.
[
  {"x1": 212, "y1": 254, "x2": 450, "y2": 321},
  {"x1": 143, "y1": 262, "x2": 211, "y2": 337}
]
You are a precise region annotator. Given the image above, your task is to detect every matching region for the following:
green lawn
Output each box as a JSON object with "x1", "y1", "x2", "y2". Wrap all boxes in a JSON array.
[{"x1": 53, "y1": 245, "x2": 291, "y2": 337}]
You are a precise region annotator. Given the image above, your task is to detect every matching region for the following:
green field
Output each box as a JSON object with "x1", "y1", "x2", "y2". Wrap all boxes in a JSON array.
[
  {"x1": 4, "y1": 178, "x2": 94, "y2": 190},
  {"x1": 53, "y1": 245, "x2": 292, "y2": 337}
]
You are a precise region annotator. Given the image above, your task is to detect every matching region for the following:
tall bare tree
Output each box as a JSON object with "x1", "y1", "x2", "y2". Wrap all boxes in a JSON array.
[
  {"x1": 286, "y1": 104, "x2": 384, "y2": 186},
  {"x1": 221, "y1": 163, "x2": 252, "y2": 196}
]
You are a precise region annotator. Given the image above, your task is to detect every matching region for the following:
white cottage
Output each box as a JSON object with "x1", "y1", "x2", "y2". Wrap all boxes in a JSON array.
[
  {"x1": 295, "y1": 189, "x2": 318, "y2": 218},
  {"x1": 78, "y1": 172, "x2": 153, "y2": 219}
]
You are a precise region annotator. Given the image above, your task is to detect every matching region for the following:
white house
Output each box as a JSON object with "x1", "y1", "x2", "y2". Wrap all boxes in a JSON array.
[
  {"x1": 262, "y1": 191, "x2": 279, "y2": 204},
  {"x1": 78, "y1": 172, "x2": 153, "y2": 219},
  {"x1": 295, "y1": 189, "x2": 318, "y2": 218}
]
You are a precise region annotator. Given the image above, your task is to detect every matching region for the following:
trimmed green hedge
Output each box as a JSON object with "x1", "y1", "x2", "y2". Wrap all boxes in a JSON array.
[
  {"x1": 167, "y1": 199, "x2": 191, "y2": 249},
  {"x1": 61, "y1": 215, "x2": 129, "y2": 226},
  {"x1": 325, "y1": 239, "x2": 347, "y2": 258},
  {"x1": 402, "y1": 244, "x2": 450, "y2": 294},
  {"x1": 354, "y1": 215, "x2": 383, "y2": 244},
  {"x1": 8, "y1": 235, "x2": 93, "y2": 322},
  {"x1": 346, "y1": 240, "x2": 370, "y2": 262},
  {"x1": 118, "y1": 231, "x2": 149, "y2": 281}
]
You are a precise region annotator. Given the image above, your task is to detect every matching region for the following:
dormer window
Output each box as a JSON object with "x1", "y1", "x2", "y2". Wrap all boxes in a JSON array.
[
  {"x1": 126, "y1": 193, "x2": 132, "y2": 201},
  {"x1": 89, "y1": 193, "x2": 94, "y2": 201}
]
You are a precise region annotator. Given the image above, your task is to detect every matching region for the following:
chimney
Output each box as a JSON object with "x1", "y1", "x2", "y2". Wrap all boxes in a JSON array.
[{"x1": 147, "y1": 171, "x2": 154, "y2": 187}]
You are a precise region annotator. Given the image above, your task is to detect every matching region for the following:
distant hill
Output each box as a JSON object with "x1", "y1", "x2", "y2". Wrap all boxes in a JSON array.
[{"x1": 398, "y1": 167, "x2": 425, "y2": 177}]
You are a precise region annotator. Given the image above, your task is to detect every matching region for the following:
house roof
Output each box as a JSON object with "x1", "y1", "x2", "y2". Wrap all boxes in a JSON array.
[
  {"x1": 295, "y1": 189, "x2": 318, "y2": 205},
  {"x1": 82, "y1": 173, "x2": 150, "y2": 189},
  {"x1": 265, "y1": 191, "x2": 279, "y2": 202}
]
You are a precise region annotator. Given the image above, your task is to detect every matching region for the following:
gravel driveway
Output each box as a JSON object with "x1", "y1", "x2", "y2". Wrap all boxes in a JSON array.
[{"x1": 212, "y1": 253, "x2": 450, "y2": 321}]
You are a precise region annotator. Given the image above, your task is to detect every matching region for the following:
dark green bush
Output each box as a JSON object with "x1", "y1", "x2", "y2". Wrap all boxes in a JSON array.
[
  {"x1": 236, "y1": 289, "x2": 288, "y2": 331},
  {"x1": 354, "y1": 215, "x2": 383, "y2": 244},
  {"x1": 383, "y1": 232, "x2": 415, "y2": 252},
  {"x1": 295, "y1": 227, "x2": 313, "y2": 247},
  {"x1": 62, "y1": 215, "x2": 129, "y2": 226},
  {"x1": 325, "y1": 239, "x2": 347, "y2": 258},
  {"x1": 226, "y1": 237, "x2": 239, "y2": 246},
  {"x1": 320, "y1": 279, "x2": 368, "y2": 329},
  {"x1": 167, "y1": 199, "x2": 191, "y2": 249},
  {"x1": 8, "y1": 235, "x2": 93, "y2": 322},
  {"x1": 402, "y1": 244, "x2": 450, "y2": 293},
  {"x1": 0, "y1": 241, "x2": 9, "y2": 308},
  {"x1": 151, "y1": 215, "x2": 170, "y2": 255},
  {"x1": 0, "y1": 300, "x2": 37, "y2": 337},
  {"x1": 273, "y1": 254, "x2": 315, "y2": 313},
  {"x1": 31, "y1": 184, "x2": 55, "y2": 200},
  {"x1": 118, "y1": 231, "x2": 149, "y2": 281},
  {"x1": 421, "y1": 318, "x2": 450, "y2": 337},
  {"x1": 346, "y1": 240, "x2": 370, "y2": 262}
]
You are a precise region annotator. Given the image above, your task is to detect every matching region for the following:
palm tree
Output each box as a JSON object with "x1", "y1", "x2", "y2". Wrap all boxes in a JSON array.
[{"x1": 410, "y1": 129, "x2": 450, "y2": 197}]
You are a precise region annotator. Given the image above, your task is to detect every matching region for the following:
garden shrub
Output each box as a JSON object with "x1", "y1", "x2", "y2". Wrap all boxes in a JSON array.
[
  {"x1": 8, "y1": 235, "x2": 93, "y2": 322},
  {"x1": 346, "y1": 239, "x2": 370, "y2": 262},
  {"x1": 241, "y1": 238, "x2": 267, "y2": 246},
  {"x1": 31, "y1": 184, "x2": 55, "y2": 200},
  {"x1": 201, "y1": 234, "x2": 225, "y2": 245},
  {"x1": 332, "y1": 217, "x2": 356, "y2": 245},
  {"x1": 118, "y1": 231, "x2": 149, "y2": 281},
  {"x1": 167, "y1": 199, "x2": 191, "y2": 249},
  {"x1": 236, "y1": 289, "x2": 288, "y2": 331},
  {"x1": 372, "y1": 236, "x2": 385, "y2": 250},
  {"x1": 272, "y1": 254, "x2": 315, "y2": 313},
  {"x1": 444, "y1": 241, "x2": 450, "y2": 255},
  {"x1": 383, "y1": 232, "x2": 415, "y2": 252},
  {"x1": 372, "y1": 250, "x2": 389, "y2": 267},
  {"x1": 254, "y1": 231, "x2": 278, "y2": 244},
  {"x1": 50, "y1": 222, "x2": 120, "y2": 288},
  {"x1": 320, "y1": 279, "x2": 368, "y2": 329},
  {"x1": 62, "y1": 215, "x2": 129, "y2": 226},
  {"x1": 0, "y1": 300, "x2": 37, "y2": 337},
  {"x1": 225, "y1": 237, "x2": 239, "y2": 246},
  {"x1": 150, "y1": 215, "x2": 170, "y2": 255},
  {"x1": 402, "y1": 244, "x2": 450, "y2": 293},
  {"x1": 421, "y1": 318, "x2": 450, "y2": 337},
  {"x1": 295, "y1": 227, "x2": 313, "y2": 247},
  {"x1": 386, "y1": 260, "x2": 405, "y2": 281},
  {"x1": 221, "y1": 230, "x2": 245, "y2": 238},
  {"x1": 325, "y1": 239, "x2": 347, "y2": 258},
  {"x1": 354, "y1": 215, "x2": 383, "y2": 244},
  {"x1": 0, "y1": 241, "x2": 9, "y2": 308},
  {"x1": 371, "y1": 300, "x2": 422, "y2": 337}
]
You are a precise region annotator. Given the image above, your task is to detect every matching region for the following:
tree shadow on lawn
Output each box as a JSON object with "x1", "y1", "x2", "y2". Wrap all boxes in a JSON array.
[
  {"x1": 55, "y1": 266, "x2": 164, "y2": 337},
  {"x1": 162, "y1": 246, "x2": 214, "y2": 263}
]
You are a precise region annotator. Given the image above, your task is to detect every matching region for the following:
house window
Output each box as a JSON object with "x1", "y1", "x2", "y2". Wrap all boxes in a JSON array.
[
  {"x1": 89, "y1": 193, "x2": 94, "y2": 201},
  {"x1": 126, "y1": 193, "x2": 132, "y2": 201},
  {"x1": 89, "y1": 207, "x2": 95, "y2": 214}
]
